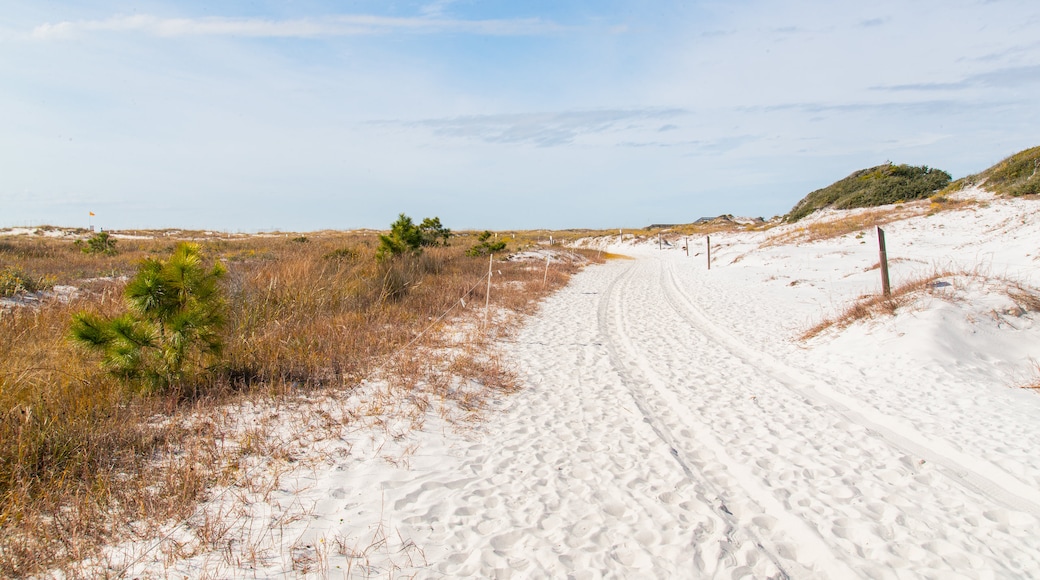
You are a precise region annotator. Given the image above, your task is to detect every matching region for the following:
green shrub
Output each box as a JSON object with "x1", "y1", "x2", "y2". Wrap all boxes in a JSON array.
[
  {"x1": 466, "y1": 231, "x2": 507, "y2": 257},
  {"x1": 419, "y1": 217, "x2": 452, "y2": 246},
  {"x1": 377, "y1": 213, "x2": 454, "y2": 260},
  {"x1": 376, "y1": 214, "x2": 424, "y2": 261},
  {"x1": 69, "y1": 242, "x2": 226, "y2": 394},
  {"x1": 978, "y1": 146, "x2": 1040, "y2": 196},
  {"x1": 80, "y1": 231, "x2": 117, "y2": 255},
  {"x1": 786, "y1": 163, "x2": 952, "y2": 222}
]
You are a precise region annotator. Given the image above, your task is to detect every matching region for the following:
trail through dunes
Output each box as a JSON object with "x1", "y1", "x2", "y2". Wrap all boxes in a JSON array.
[{"x1": 108, "y1": 196, "x2": 1040, "y2": 578}]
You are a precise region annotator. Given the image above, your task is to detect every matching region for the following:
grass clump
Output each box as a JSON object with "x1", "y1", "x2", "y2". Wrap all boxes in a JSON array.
[
  {"x1": 786, "y1": 163, "x2": 952, "y2": 223},
  {"x1": 0, "y1": 266, "x2": 55, "y2": 297},
  {"x1": 799, "y1": 275, "x2": 939, "y2": 340},
  {"x1": 801, "y1": 270, "x2": 1040, "y2": 340}
]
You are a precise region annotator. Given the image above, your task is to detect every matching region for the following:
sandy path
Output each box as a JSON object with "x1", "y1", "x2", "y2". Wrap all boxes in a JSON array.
[
  {"x1": 113, "y1": 209, "x2": 1040, "y2": 577},
  {"x1": 366, "y1": 249, "x2": 1039, "y2": 578}
]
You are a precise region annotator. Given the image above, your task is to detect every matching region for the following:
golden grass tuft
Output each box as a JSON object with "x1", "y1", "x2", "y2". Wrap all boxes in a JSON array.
[{"x1": 765, "y1": 195, "x2": 986, "y2": 248}]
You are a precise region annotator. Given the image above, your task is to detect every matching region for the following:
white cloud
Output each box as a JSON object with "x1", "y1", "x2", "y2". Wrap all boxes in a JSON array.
[
  {"x1": 31, "y1": 13, "x2": 567, "y2": 40},
  {"x1": 386, "y1": 109, "x2": 689, "y2": 147},
  {"x1": 420, "y1": 0, "x2": 460, "y2": 18}
]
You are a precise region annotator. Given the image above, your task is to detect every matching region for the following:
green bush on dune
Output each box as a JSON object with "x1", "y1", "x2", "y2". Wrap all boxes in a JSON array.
[
  {"x1": 951, "y1": 145, "x2": 1040, "y2": 197},
  {"x1": 786, "y1": 163, "x2": 952, "y2": 223}
]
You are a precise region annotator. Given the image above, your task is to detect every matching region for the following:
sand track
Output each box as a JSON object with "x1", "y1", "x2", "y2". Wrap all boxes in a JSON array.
[{"x1": 112, "y1": 214, "x2": 1040, "y2": 577}]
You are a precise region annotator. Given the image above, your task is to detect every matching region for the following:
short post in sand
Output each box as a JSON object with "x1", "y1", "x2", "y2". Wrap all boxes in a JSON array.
[
  {"x1": 877, "y1": 226, "x2": 891, "y2": 297},
  {"x1": 618, "y1": 229, "x2": 623, "y2": 246},
  {"x1": 685, "y1": 236, "x2": 689, "y2": 257},
  {"x1": 658, "y1": 233, "x2": 662, "y2": 250},
  {"x1": 707, "y1": 235, "x2": 711, "y2": 270},
  {"x1": 543, "y1": 255, "x2": 551, "y2": 287}
]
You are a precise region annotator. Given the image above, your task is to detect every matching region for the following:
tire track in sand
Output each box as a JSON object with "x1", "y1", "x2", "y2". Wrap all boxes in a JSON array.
[
  {"x1": 598, "y1": 260, "x2": 853, "y2": 579},
  {"x1": 660, "y1": 259, "x2": 1040, "y2": 519},
  {"x1": 598, "y1": 256, "x2": 1037, "y2": 577}
]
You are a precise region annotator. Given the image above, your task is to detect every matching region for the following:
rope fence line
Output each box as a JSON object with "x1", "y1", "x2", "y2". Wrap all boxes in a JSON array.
[{"x1": 116, "y1": 269, "x2": 494, "y2": 578}]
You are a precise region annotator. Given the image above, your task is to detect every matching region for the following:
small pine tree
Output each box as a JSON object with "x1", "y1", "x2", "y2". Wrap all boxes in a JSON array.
[
  {"x1": 419, "y1": 217, "x2": 452, "y2": 246},
  {"x1": 466, "y1": 231, "x2": 507, "y2": 256},
  {"x1": 69, "y1": 242, "x2": 226, "y2": 394},
  {"x1": 81, "y1": 231, "x2": 117, "y2": 255},
  {"x1": 376, "y1": 214, "x2": 424, "y2": 261}
]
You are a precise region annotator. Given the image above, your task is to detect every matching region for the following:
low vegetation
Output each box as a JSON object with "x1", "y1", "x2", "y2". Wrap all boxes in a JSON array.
[
  {"x1": 800, "y1": 270, "x2": 1040, "y2": 340},
  {"x1": 0, "y1": 223, "x2": 598, "y2": 577},
  {"x1": 466, "y1": 230, "x2": 508, "y2": 256},
  {"x1": 765, "y1": 206, "x2": 926, "y2": 246},
  {"x1": 69, "y1": 242, "x2": 227, "y2": 396},
  {"x1": 946, "y1": 145, "x2": 1040, "y2": 197},
  {"x1": 786, "y1": 163, "x2": 952, "y2": 223},
  {"x1": 0, "y1": 266, "x2": 55, "y2": 297},
  {"x1": 76, "y1": 231, "x2": 118, "y2": 255}
]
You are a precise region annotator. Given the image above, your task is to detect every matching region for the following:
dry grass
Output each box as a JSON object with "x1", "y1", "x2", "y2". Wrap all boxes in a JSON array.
[
  {"x1": 801, "y1": 269, "x2": 1040, "y2": 340},
  {"x1": 766, "y1": 207, "x2": 923, "y2": 247},
  {"x1": 0, "y1": 229, "x2": 600, "y2": 577},
  {"x1": 765, "y1": 196, "x2": 980, "y2": 247}
]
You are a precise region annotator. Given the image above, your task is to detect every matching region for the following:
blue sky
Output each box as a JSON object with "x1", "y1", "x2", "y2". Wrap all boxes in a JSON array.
[{"x1": 2, "y1": 1, "x2": 1039, "y2": 231}]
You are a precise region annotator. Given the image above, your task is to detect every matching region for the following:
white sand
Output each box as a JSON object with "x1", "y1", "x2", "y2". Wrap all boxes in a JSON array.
[{"x1": 107, "y1": 194, "x2": 1040, "y2": 578}]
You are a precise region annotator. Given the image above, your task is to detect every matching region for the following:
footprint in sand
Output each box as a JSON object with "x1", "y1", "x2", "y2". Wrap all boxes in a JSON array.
[{"x1": 489, "y1": 530, "x2": 524, "y2": 552}]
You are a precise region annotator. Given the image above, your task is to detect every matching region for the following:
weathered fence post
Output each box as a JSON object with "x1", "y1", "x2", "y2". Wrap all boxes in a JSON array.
[
  {"x1": 685, "y1": 236, "x2": 689, "y2": 257},
  {"x1": 877, "y1": 226, "x2": 891, "y2": 297},
  {"x1": 707, "y1": 235, "x2": 711, "y2": 270},
  {"x1": 658, "y1": 233, "x2": 662, "y2": 250}
]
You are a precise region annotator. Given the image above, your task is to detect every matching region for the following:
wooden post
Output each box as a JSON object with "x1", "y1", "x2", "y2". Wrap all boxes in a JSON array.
[
  {"x1": 877, "y1": 226, "x2": 891, "y2": 297},
  {"x1": 543, "y1": 255, "x2": 551, "y2": 287},
  {"x1": 658, "y1": 233, "x2": 662, "y2": 250},
  {"x1": 619, "y1": 229, "x2": 623, "y2": 245},
  {"x1": 707, "y1": 235, "x2": 711, "y2": 270},
  {"x1": 685, "y1": 236, "x2": 689, "y2": 257},
  {"x1": 485, "y1": 254, "x2": 493, "y2": 327}
]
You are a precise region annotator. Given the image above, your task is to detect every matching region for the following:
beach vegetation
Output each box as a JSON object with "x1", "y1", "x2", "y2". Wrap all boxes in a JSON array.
[
  {"x1": 69, "y1": 242, "x2": 227, "y2": 395},
  {"x1": 376, "y1": 213, "x2": 424, "y2": 261},
  {"x1": 800, "y1": 269, "x2": 1040, "y2": 340},
  {"x1": 0, "y1": 266, "x2": 55, "y2": 297},
  {"x1": 946, "y1": 145, "x2": 1040, "y2": 197},
  {"x1": 466, "y1": 231, "x2": 507, "y2": 256},
  {"x1": 0, "y1": 227, "x2": 600, "y2": 575},
  {"x1": 786, "y1": 163, "x2": 952, "y2": 222},
  {"x1": 419, "y1": 216, "x2": 452, "y2": 246},
  {"x1": 78, "y1": 230, "x2": 118, "y2": 255}
]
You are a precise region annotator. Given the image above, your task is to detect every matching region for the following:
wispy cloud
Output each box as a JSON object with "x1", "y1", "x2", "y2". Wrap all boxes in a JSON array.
[
  {"x1": 420, "y1": 0, "x2": 460, "y2": 18},
  {"x1": 858, "y1": 17, "x2": 888, "y2": 27},
  {"x1": 380, "y1": 109, "x2": 688, "y2": 147},
  {"x1": 31, "y1": 14, "x2": 567, "y2": 40},
  {"x1": 618, "y1": 135, "x2": 757, "y2": 153},
  {"x1": 872, "y1": 64, "x2": 1040, "y2": 91}
]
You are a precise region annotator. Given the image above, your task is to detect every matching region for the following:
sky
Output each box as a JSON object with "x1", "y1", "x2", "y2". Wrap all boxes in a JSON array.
[{"x1": 2, "y1": 0, "x2": 1039, "y2": 232}]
